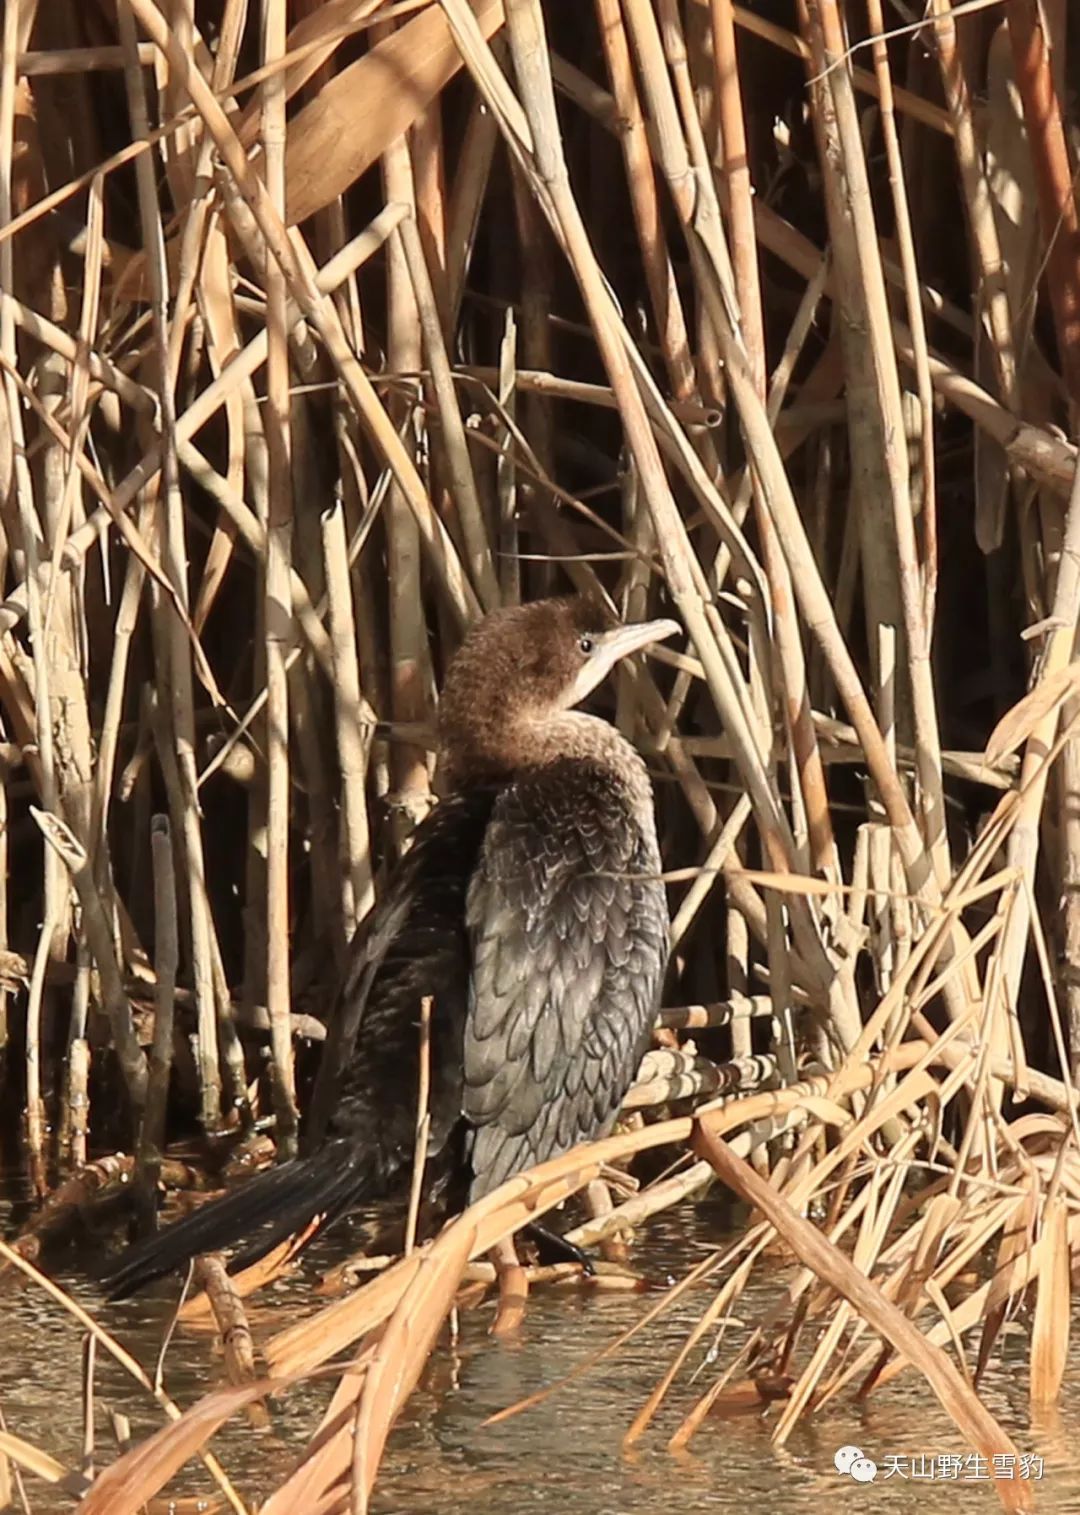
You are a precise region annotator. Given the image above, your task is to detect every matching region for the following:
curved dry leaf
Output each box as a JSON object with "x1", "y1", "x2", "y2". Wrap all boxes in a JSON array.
[
  {"x1": 984, "y1": 662, "x2": 1080, "y2": 767},
  {"x1": 1030, "y1": 1194, "x2": 1070, "y2": 1406},
  {"x1": 283, "y1": 0, "x2": 505, "y2": 227},
  {"x1": 352, "y1": 1222, "x2": 477, "y2": 1508}
]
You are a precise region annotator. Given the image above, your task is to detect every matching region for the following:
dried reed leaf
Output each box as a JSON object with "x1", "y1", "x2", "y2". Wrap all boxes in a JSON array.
[
  {"x1": 1030, "y1": 1194, "x2": 1070, "y2": 1405},
  {"x1": 81, "y1": 1378, "x2": 288, "y2": 1515},
  {"x1": 0, "y1": 1429, "x2": 80, "y2": 1489},
  {"x1": 352, "y1": 1221, "x2": 477, "y2": 1507},
  {"x1": 283, "y1": 0, "x2": 504, "y2": 227},
  {"x1": 257, "y1": 1357, "x2": 376, "y2": 1515},
  {"x1": 976, "y1": 1189, "x2": 1036, "y2": 1386},
  {"x1": 984, "y1": 663, "x2": 1080, "y2": 767},
  {"x1": 266, "y1": 1062, "x2": 911, "y2": 1380}
]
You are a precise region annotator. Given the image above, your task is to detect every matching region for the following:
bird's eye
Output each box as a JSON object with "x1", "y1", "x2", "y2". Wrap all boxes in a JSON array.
[{"x1": 578, "y1": 635, "x2": 595, "y2": 655}]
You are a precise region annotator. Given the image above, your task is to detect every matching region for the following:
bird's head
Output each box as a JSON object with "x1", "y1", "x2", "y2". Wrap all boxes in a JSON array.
[{"x1": 438, "y1": 597, "x2": 680, "y2": 784}]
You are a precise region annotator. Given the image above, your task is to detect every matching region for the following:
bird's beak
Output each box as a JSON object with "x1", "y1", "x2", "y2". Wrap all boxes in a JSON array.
[
  {"x1": 564, "y1": 617, "x2": 681, "y2": 708},
  {"x1": 596, "y1": 618, "x2": 681, "y2": 668}
]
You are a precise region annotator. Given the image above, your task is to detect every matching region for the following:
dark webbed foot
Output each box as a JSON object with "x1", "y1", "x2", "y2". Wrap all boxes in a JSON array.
[{"x1": 523, "y1": 1221, "x2": 596, "y2": 1276}]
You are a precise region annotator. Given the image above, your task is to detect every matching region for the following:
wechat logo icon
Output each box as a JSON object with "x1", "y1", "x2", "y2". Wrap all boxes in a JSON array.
[{"x1": 835, "y1": 1445, "x2": 878, "y2": 1483}]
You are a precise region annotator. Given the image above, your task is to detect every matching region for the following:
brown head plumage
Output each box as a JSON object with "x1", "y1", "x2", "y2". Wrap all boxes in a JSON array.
[{"x1": 437, "y1": 598, "x2": 679, "y2": 787}]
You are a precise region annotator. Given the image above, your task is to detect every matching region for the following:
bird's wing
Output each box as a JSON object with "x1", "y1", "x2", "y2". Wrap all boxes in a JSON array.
[
  {"x1": 304, "y1": 785, "x2": 499, "y2": 1160},
  {"x1": 463, "y1": 761, "x2": 668, "y2": 1198}
]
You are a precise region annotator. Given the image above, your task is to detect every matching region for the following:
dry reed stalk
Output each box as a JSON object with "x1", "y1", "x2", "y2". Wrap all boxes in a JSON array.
[
  {"x1": 397, "y1": 213, "x2": 499, "y2": 610},
  {"x1": 928, "y1": 0, "x2": 1020, "y2": 554},
  {"x1": 663, "y1": 0, "x2": 838, "y2": 901},
  {"x1": 262, "y1": 0, "x2": 299, "y2": 1156},
  {"x1": 322, "y1": 501, "x2": 375, "y2": 932},
  {"x1": 593, "y1": 0, "x2": 696, "y2": 404},
  {"x1": 0, "y1": 1424, "x2": 81, "y2": 1495},
  {"x1": 495, "y1": 308, "x2": 521, "y2": 604},
  {"x1": 796, "y1": 0, "x2": 909, "y2": 714},
  {"x1": 378, "y1": 88, "x2": 436, "y2": 854},
  {"x1": 731, "y1": 3, "x2": 954, "y2": 135},
  {"x1": 119, "y1": 0, "x2": 221, "y2": 1133},
  {"x1": 445, "y1": 94, "x2": 499, "y2": 328},
  {"x1": 350, "y1": 1221, "x2": 476, "y2": 1512},
  {"x1": 191, "y1": 1254, "x2": 265, "y2": 1423},
  {"x1": 403, "y1": 995, "x2": 433, "y2": 1256},
  {"x1": 1004, "y1": 1, "x2": 1080, "y2": 407},
  {"x1": 707, "y1": 0, "x2": 764, "y2": 395},
  {"x1": 169, "y1": 0, "x2": 248, "y2": 641},
  {"x1": 29, "y1": 808, "x2": 146, "y2": 1115},
  {"x1": 1029, "y1": 1191, "x2": 1070, "y2": 1405},
  {"x1": 999, "y1": 459, "x2": 1080, "y2": 1061},
  {"x1": 803, "y1": 6, "x2": 948, "y2": 919},
  {"x1": 409, "y1": 95, "x2": 450, "y2": 338},
  {"x1": 863, "y1": 0, "x2": 937, "y2": 624},
  {"x1": 1, "y1": 0, "x2": 62, "y2": 1187},
  {"x1": 16, "y1": 44, "x2": 157, "y2": 76},
  {"x1": 257, "y1": 1358, "x2": 375, "y2": 1515}
]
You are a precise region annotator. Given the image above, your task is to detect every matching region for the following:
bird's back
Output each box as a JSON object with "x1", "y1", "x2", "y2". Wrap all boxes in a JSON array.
[{"x1": 461, "y1": 739, "x2": 669, "y2": 1198}]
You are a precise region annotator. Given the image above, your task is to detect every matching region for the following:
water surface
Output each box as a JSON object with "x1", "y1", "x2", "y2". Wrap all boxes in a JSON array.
[{"x1": 1, "y1": 1190, "x2": 1076, "y2": 1512}]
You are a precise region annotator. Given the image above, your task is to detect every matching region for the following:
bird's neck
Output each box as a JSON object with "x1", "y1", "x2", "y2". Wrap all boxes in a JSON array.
[
  {"x1": 439, "y1": 710, "x2": 654, "y2": 828},
  {"x1": 518, "y1": 711, "x2": 656, "y2": 826}
]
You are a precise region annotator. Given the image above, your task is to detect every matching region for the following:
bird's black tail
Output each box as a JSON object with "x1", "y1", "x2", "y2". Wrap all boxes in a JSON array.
[{"x1": 104, "y1": 1138, "x2": 372, "y2": 1298}]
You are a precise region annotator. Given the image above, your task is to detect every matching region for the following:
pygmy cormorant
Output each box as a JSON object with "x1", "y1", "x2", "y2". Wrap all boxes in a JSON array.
[{"x1": 106, "y1": 597, "x2": 677, "y2": 1296}]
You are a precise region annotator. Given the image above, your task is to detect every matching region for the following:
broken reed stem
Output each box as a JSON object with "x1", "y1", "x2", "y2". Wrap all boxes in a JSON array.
[{"x1": 136, "y1": 814, "x2": 178, "y2": 1209}]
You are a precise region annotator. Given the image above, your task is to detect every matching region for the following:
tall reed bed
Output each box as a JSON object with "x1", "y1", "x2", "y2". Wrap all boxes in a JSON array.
[{"x1": 0, "y1": 2, "x2": 1078, "y2": 1511}]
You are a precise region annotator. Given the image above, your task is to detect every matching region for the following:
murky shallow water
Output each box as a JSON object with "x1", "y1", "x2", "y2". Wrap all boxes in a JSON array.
[{"x1": 2, "y1": 1187, "x2": 1078, "y2": 1512}]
